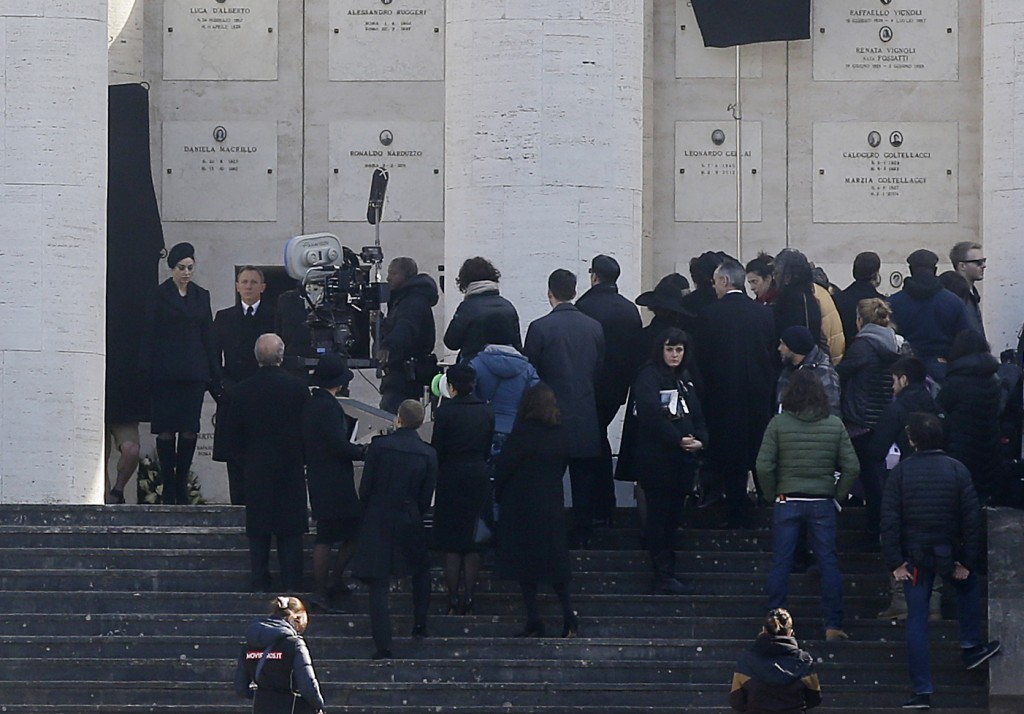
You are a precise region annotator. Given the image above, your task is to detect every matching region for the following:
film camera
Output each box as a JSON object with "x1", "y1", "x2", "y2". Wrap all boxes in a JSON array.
[{"x1": 283, "y1": 233, "x2": 387, "y2": 368}]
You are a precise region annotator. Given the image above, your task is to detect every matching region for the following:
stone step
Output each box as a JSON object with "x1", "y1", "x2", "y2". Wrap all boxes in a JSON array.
[
  {"x1": 0, "y1": 679, "x2": 988, "y2": 708},
  {"x1": 0, "y1": 612, "x2": 965, "y2": 642},
  {"x1": 0, "y1": 568, "x2": 892, "y2": 597},
  {"x1": 0, "y1": 708, "x2": 991, "y2": 714}
]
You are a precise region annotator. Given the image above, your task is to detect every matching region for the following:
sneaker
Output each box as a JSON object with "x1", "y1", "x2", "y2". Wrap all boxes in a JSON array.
[
  {"x1": 825, "y1": 628, "x2": 849, "y2": 642},
  {"x1": 901, "y1": 693, "x2": 930, "y2": 709},
  {"x1": 963, "y1": 641, "x2": 1001, "y2": 670}
]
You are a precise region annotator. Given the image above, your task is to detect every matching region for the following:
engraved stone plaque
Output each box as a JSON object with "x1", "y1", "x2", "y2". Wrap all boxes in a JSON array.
[
  {"x1": 329, "y1": 0, "x2": 444, "y2": 81},
  {"x1": 161, "y1": 121, "x2": 278, "y2": 222},
  {"x1": 675, "y1": 1, "x2": 763, "y2": 79},
  {"x1": 813, "y1": 0, "x2": 959, "y2": 81},
  {"x1": 163, "y1": 0, "x2": 279, "y2": 81},
  {"x1": 675, "y1": 121, "x2": 762, "y2": 223},
  {"x1": 812, "y1": 122, "x2": 959, "y2": 224},
  {"x1": 329, "y1": 121, "x2": 443, "y2": 222}
]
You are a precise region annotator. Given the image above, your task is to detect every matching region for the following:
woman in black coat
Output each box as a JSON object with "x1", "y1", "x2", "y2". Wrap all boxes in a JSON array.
[
  {"x1": 938, "y1": 330, "x2": 1004, "y2": 500},
  {"x1": 630, "y1": 327, "x2": 707, "y2": 594},
  {"x1": 139, "y1": 242, "x2": 220, "y2": 504},
  {"x1": 494, "y1": 383, "x2": 577, "y2": 637},
  {"x1": 443, "y1": 257, "x2": 522, "y2": 361},
  {"x1": 430, "y1": 363, "x2": 495, "y2": 614},
  {"x1": 772, "y1": 249, "x2": 822, "y2": 345}
]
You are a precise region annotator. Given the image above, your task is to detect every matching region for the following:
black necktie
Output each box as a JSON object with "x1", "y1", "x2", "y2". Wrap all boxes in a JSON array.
[{"x1": 245, "y1": 306, "x2": 254, "y2": 317}]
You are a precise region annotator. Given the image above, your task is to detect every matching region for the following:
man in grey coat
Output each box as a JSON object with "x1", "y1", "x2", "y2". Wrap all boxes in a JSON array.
[
  {"x1": 350, "y1": 400, "x2": 437, "y2": 660},
  {"x1": 524, "y1": 269, "x2": 605, "y2": 548}
]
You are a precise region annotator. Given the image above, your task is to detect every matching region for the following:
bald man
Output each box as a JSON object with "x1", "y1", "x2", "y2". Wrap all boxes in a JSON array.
[{"x1": 224, "y1": 334, "x2": 311, "y2": 591}]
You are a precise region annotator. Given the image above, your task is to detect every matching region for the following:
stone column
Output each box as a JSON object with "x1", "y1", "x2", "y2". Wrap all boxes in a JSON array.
[
  {"x1": 444, "y1": 1, "x2": 645, "y2": 334},
  {"x1": 0, "y1": 4, "x2": 108, "y2": 503},
  {"x1": 982, "y1": 3, "x2": 1024, "y2": 352}
]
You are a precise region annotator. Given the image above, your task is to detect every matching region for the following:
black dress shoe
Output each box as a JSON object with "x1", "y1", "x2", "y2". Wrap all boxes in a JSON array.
[
  {"x1": 516, "y1": 620, "x2": 544, "y2": 638},
  {"x1": 561, "y1": 612, "x2": 579, "y2": 638},
  {"x1": 371, "y1": 649, "x2": 393, "y2": 660}
]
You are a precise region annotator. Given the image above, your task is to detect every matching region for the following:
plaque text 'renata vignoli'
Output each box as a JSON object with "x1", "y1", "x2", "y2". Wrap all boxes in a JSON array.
[
  {"x1": 163, "y1": 1, "x2": 279, "y2": 81},
  {"x1": 813, "y1": 0, "x2": 959, "y2": 82},
  {"x1": 812, "y1": 122, "x2": 959, "y2": 224}
]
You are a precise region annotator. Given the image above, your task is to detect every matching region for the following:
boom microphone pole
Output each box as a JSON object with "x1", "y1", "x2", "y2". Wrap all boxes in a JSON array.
[{"x1": 366, "y1": 167, "x2": 389, "y2": 375}]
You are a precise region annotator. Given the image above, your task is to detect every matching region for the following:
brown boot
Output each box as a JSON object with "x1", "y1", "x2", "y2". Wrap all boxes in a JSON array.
[{"x1": 877, "y1": 575, "x2": 907, "y2": 620}]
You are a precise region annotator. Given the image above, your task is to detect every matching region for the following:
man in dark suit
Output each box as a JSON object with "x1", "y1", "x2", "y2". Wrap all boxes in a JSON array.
[
  {"x1": 350, "y1": 400, "x2": 437, "y2": 659},
  {"x1": 223, "y1": 333, "x2": 310, "y2": 592},
  {"x1": 524, "y1": 269, "x2": 605, "y2": 547},
  {"x1": 212, "y1": 266, "x2": 276, "y2": 505},
  {"x1": 696, "y1": 259, "x2": 776, "y2": 528},
  {"x1": 575, "y1": 255, "x2": 643, "y2": 525}
]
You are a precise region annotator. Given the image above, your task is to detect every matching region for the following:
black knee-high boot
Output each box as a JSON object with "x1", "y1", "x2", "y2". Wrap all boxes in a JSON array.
[
  {"x1": 174, "y1": 435, "x2": 198, "y2": 505},
  {"x1": 156, "y1": 437, "x2": 178, "y2": 505}
]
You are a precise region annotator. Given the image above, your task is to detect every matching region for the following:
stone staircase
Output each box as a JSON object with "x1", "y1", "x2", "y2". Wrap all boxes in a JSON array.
[{"x1": 0, "y1": 504, "x2": 991, "y2": 712}]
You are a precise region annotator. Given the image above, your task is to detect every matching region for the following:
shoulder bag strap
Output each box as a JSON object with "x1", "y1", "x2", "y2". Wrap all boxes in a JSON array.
[{"x1": 254, "y1": 634, "x2": 288, "y2": 685}]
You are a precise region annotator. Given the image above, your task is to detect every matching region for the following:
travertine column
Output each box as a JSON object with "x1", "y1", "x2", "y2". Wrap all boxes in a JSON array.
[
  {"x1": 445, "y1": 1, "x2": 645, "y2": 335},
  {"x1": 983, "y1": 2, "x2": 1024, "y2": 352},
  {"x1": 0, "y1": 3, "x2": 108, "y2": 503}
]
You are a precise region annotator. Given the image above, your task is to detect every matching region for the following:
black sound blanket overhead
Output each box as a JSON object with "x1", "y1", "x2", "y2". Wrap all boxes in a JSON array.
[
  {"x1": 690, "y1": 0, "x2": 811, "y2": 48},
  {"x1": 107, "y1": 83, "x2": 165, "y2": 422}
]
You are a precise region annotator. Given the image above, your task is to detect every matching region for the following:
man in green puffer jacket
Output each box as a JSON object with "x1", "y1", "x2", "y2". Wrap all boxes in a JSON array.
[{"x1": 756, "y1": 369, "x2": 860, "y2": 642}]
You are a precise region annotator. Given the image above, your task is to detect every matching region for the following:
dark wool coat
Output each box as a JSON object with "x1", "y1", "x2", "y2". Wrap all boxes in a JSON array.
[
  {"x1": 301, "y1": 388, "x2": 365, "y2": 523},
  {"x1": 729, "y1": 634, "x2": 822, "y2": 714},
  {"x1": 880, "y1": 450, "x2": 982, "y2": 572},
  {"x1": 139, "y1": 278, "x2": 220, "y2": 385},
  {"x1": 836, "y1": 324, "x2": 899, "y2": 429},
  {"x1": 444, "y1": 290, "x2": 522, "y2": 361},
  {"x1": 524, "y1": 303, "x2": 605, "y2": 459},
  {"x1": 695, "y1": 292, "x2": 776, "y2": 476},
  {"x1": 677, "y1": 286, "x2": 718, "y2": 335},
  {"x1": 351, "y1": 428, "x2": 437, "y2": 580},
  {"x1": 937, "y1": 352, "x2": 1004, "y2": 495},
  {"x1": 211, "y1": 302, "x2": 277, "y2": 462},
  {"x1": 772, "y1": 287, "x2": 823, "y2": 347},
  {"x1": 833, "y1": 279, "x2": 885, "y2": 347},
  {"x1": 865, "y1": 383, "x2": 940, "y2": 465},
  {"x1": 575, "y1": 282, "x2": 644, "y2": 417},
  {"x1": 430, "y1": 394, "x2": 495, "y2": 553},
  {"x1": 223, "y1": 367, "x2": 310, "y2": 538},
  {"x1": 628, "y1": 362, "x2": 708, "y2": 493},
  {"x1": 493, "y1": 420, "x2": 572, "y2": 584}
]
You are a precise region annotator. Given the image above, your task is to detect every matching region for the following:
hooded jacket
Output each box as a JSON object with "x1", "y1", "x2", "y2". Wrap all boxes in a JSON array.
[
  {"x1": 730, "y1": 634, "x2": 822, "y2": 714},
  {"x1": 836, "y1": 323, "x2": 900, "y2": 429},
  {"x1": 888, "y1": 274, "x2": 970, "y2": 372},
  {"x1": 468, "y1": 345, "x2": 540, "y2": 434},
  {"x1": 379, "y1": 273, "x2": 439, "y2": 367},
  {"x1": 755, "y1": 410, "x2": 859, "y2": 503},
  {"x1": 938, "y1": 351, "x2": 1004, "y2": 495},
  {"x1": 234, "y1": 617, "x2": 324, "y2": 714},
  {"x1": 775, "y1": 346, "x2": 841, "y2": 417},
  {"x1": 865, "y1": 382, "x2": 940, "y2": 465}
]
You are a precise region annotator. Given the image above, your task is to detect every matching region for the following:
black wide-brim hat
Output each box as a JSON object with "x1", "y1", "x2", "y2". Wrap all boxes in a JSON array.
[
  {"x1": 636, "y1": 273, "x2": 690, "y2": 313},
  {"x1": 312, "y1": 353, "x2": 354, "y2": 389}
]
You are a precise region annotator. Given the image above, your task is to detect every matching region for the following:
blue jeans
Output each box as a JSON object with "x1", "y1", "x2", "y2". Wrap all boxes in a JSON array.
[
  {"x1": 767, "y1": 499, "x2": 844, "y2": 630},
  {"x1": 903, "y1": 567, "x2": 982, "y2": 695}
]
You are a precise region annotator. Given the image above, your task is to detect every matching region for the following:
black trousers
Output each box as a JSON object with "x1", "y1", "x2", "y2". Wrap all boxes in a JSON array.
[
  {"x1": 366, "y1": 570, "x2": 430, "y2": 653},
  {"x1": 644, "y1": 486, "x2": 686, "y2": 556},
  {"x1": 249, "y1": 534, "x2": 304, "y2": 592},
  {"x1": 379, "y1": 376, "x2": 422, "y2": 414},
  {"x1": 226, "y1": 461, "x2": 246, "y2": 506},
  {"x1": 592, "y1": 402, "x2": 621, "y2": 522},
  {"x1": 568, "y1": 458, "x2": 596, "y2": 544}
]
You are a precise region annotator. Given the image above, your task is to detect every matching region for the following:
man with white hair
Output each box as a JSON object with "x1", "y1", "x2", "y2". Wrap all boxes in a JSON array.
[{"x1": 224, "y1": 333, "x2": 311, "y2": 592}]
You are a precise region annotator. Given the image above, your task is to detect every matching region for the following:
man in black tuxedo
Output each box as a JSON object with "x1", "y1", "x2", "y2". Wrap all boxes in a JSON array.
[
  {"x1": 223, "y1": 333, "x2": 310, "y2": 592},
  {"x1": 212, "y1": 266, "x2": 277, "y2": 505}
]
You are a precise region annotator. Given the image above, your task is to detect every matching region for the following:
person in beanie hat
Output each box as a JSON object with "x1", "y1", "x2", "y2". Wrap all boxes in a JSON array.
[
  {"x1": 775, "y1": 325, "x2": 840, "y2": 416},
  {"x1": 302, "y1": 353, "x2": 366, "y2": 612}
]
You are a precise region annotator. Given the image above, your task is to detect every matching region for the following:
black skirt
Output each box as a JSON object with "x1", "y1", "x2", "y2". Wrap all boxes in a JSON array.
[
  {"x1": 150, "y1": 380, "x2": 206, "y2": 434},
  {"x1": 431, "y1": 460, "x2": 491, "y2": 554}
]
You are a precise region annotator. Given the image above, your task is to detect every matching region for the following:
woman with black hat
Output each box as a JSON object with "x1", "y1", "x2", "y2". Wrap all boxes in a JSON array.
[
  {"x1": 139, "y1": 242, "x2": 220, "y2": 504},
  {"x1": 302, "y1": 354, "x2": 367, "y2": 612}
]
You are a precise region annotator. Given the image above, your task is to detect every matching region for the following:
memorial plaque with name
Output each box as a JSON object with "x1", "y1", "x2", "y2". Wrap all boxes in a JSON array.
[
  {"x1": 329, "y1": 0, "x2": 444, "y2": 81},
  {"x1": 675, "y1": 121, "x2": 762, "y2": 223},
  {"x1": 813, "y1": 0, "x2": 958, "y2": 81},
  {"x1": 812, "y1": 122, "x2": 958, "y2": 224},
  {"x1": 675, "y1": 1, "x2": 763, "y2": 79},
  {"x1": 163, "y1": 1, "x2": 279, "y2": 81},
  {"x1": 161, "y1": 121, "x2": 278, "y2": 222},
  {"x1": 329, "y1": 121, "x2": 443, "y2": 222}
]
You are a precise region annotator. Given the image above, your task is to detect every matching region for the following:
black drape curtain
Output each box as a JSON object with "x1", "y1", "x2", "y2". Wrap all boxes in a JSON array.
[{"x1": 690, "y1": 0, "x2": 811, "y2": 48}]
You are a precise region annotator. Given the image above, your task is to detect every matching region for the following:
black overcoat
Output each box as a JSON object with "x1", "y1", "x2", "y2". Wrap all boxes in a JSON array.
[
  {"x1": 139, "y1": 278, "x2": 220, "y2": 384},
  {"x1": 444, "y1": 291, "x2": 522, "y2": 361},
  {"x1": 523, "y1": 303, "x2": 605, "y2": 458},
  {"x1": 350, "y1": 428, "x2": 438, "y2": 580},
  {"x1": 493, "y1": 419, "x2": 572, "y2": 584},
  {"x1": 223, "y1": 367, "x2": 310, "y2": 537},
  {"x1": 695, "y1": 292, "x2": 776, "y2": 476},
  {"x1": 575, "y1": 283, "x2": 643, "y2": 417},
  {"x1": 302, "y1": 388, "x2": 365, "y2": 522},
  {"x1": 430, "y1": 394, "x2": 495, "y2": 552},
  {"x1": 211, "y1": 302, "x2": 276, "y2": 462},
  {"x1": 937, "y1": 352, "x2": 1004, "y2": 495}
]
